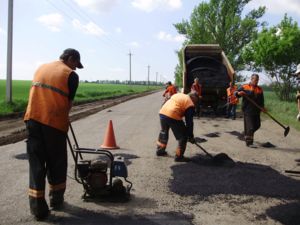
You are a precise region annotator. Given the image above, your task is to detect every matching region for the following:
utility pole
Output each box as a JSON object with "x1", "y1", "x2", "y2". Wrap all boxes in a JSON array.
[
  {"x1": 128, "y1": 51, "x2": 132, "y2": 84},
  {"x1": 156, "y1": 72, "x2": 158, "y2": 85},
  {"x1": 147, "y1": 65, "x2": 150, "y2": 87},
  {"x1": 6, "y1": 0, "x2": 13, "y2": 103}
]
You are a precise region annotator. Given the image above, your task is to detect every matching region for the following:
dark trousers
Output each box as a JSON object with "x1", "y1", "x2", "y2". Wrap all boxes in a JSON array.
[
  {"x1": 26, "y1": 120, "x2": 67, "y2": 216},
  {"x1": 157, "y1": 116, "x2": 188, "y2": 158},
  {"x1": 243, "y1": 114, "x2": 261, "y2": 145},
  {"x1": 227, "y1": 104, "x2": 237, "y2": 119}
]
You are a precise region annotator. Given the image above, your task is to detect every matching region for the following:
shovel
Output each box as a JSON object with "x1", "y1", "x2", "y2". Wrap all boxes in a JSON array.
[
  {"x1": 194, "y1": 142, "x2": 234, "y2": 165},
  {"x1": 243, "y1": 94, "x2": 290, "y2": 137}
]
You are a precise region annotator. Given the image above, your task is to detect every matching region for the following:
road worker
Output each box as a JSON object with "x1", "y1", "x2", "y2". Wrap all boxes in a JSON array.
[
  {"x1": 226, "y1": 81, "x2": 239, "y2": 120},
  {"x1": 162, "y1": 81, "x2": 177, "y2": 103},
  {"x1": 156, "y1": 92, "x2": 198, "y2": 162},
  {"x1": 191, "y1": 77, "x2": 202, "y2": 117},
  {"x1": 295, "y1": 64, "x2": 300, "y2": 121},
  {"x1": 24, "y1": 48, "x2": 83, "y2": 220},
  {"x1": 235, "y1": 74, "x2": 266, "y2": 147}
]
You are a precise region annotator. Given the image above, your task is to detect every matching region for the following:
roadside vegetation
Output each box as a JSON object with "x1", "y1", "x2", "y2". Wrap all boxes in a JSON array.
[
  {"x1": 0, "y1": 80, "x2": 162, "y2": 116},
  {"x1": 263, "y1": 90, "x2": 300, "y2": 131}
]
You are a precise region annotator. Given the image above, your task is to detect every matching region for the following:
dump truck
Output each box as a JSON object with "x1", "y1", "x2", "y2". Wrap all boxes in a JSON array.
[{"x1": 182, "y1": 44, "x2": 234, "y2": 115}]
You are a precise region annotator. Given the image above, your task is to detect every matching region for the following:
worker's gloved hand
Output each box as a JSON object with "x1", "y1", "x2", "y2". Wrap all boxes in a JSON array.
[
  {"x1": 238, "y1": 91, "x2": 246, "y2": 96},
  {"x1": 297, "y1": 113, "x2": 300, "y2": 121},
  {"x1": 188, "y1": 136, "x2": 196, "y2": 144},
  {"x1": 261, "y1": 107, "x2": 267, "y2": 113}
]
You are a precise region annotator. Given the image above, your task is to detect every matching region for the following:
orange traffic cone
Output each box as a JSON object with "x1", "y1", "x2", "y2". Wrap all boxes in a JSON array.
[{"x1": 100, "y1": 120, "x2": 119, "y2": 149}]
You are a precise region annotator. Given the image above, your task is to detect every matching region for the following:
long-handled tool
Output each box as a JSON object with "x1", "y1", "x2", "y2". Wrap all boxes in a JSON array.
[
  {"x1": 194, "y1": 142, "x2": 234, "y2": 165},
  {"x1": 243, "y1": 94, "x2": 290, "y2": 137}
]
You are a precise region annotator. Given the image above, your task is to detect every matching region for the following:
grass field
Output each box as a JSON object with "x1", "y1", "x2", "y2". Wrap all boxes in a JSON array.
[
  {"x1": 0, "y1": 80, "x2": 161, "y2": 115},
  {"x1": 1, "y1": 80, "x2": 299, "y2": 131},
  {"x1": 263, "y1": 91, "x2": 300, "y2": 131}
]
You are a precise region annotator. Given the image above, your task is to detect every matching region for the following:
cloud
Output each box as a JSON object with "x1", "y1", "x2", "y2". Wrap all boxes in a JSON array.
[
  {"x1": 73, "y1": 0, "x2": 118, "y2": 13},
  {"x1": 131, "y1": 0, "x2": 182, "y2": 12},
  {"x1": 246, "y1": 0, "x2": 300, "y2": 15},
  {"x1": 72, "y1": 19, "x2": 107, "y2": 37},
  {"x1": 128, "y1": 41, "x2": 140, "y2": 48},
  {"x1": 37, "y1": 13, "x2": 64, "y2": 32},
  {"x1": 156, "y1": 31, "x2": 186, "y2": 42}
]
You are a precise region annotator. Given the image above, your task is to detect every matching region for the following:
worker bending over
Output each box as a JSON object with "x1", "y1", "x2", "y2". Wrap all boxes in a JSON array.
[{"x1": 156, "y1": 92, "x2": 198, "y2": 162}]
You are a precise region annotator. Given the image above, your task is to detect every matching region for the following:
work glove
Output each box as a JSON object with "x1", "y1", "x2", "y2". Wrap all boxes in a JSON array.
[
  {"x1": 188, "y1": 136, "x2": 196, "y2": 144},
  {"x1": 297, "y1": 113, "x2": 300, "y2": 121},
  {"x1": 261, "y1": 107, "x2": 267, "y2": 113}
]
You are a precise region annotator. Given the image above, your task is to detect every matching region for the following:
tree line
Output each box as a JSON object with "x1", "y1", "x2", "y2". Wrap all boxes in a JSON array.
[{"x1": 80, "y1": 80, "x2": 164, "y2": 86}]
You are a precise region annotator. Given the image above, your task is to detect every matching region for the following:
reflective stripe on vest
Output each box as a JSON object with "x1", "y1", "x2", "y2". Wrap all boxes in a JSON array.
[
  {"x1": 32, "y1": 81, "x2": 69, "y2": 97},
  {"x1": 159, "y1": 93, "x2": 194, "y2": 120}
]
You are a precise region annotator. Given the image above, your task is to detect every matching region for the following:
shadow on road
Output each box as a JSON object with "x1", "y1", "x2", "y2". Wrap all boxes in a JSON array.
[
  {"x1": 46, "y1": 202, "x2": 193, "y2": 225},
  {"x1": 169, "y1": 155, "x2": 300, "y2": 200},
  {"x1": 266, "y1": 201, "x2": 300, "y2": 225}
]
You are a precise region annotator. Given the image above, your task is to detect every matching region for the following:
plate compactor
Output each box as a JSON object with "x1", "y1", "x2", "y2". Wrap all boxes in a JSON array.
[{"x1": 67, "y1": 124, "x2": 132, "y2": 200}]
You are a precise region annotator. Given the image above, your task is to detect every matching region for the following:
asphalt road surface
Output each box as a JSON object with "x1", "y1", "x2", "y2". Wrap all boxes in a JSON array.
[{"x1": 0, "y1": 91, "x2": 300, "y2": 225}]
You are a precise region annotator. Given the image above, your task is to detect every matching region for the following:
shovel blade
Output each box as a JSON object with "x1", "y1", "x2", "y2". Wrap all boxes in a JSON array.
[
  {"x1": 284, "y1": 126, "x2": 290, "y2": 137},
  {"x1": 212, "y1": 153, "x2": 235, "y2": 166}
]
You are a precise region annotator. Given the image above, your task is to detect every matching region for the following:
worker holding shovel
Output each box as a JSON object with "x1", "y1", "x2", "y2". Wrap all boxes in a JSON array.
[
  {"x1": 156, "y1": 92, "x2": 199, "y2": 162},
  {"x1": 295, "y1": 64, "x2": 300, "y2": 121},
  {"x1": 235, "y1": 74, "x2": 266, "y2": 147}
]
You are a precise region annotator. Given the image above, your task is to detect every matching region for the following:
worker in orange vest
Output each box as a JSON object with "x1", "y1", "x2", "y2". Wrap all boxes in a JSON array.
[
  {"x1": 235, "y1": 74, "x2": 266, "y2": 147},
  {"x1": 191, "y1": 78, "x2": 202, "y2": 117},
  {"x1": 226, "y1": 82, "x2": 239, "y2": 120},
  {"x1": 162, "y1": 81, "x2": 177, "y2": 103},
  {"x1": 156, "y1": 92, "x2": 199, "y2": 162},
  {"x1": 295, "y1": 64, "x2": 300, "y2": 121},
  {"x1": 24, "y1": 49, "x2": 83, "y2": 220}
]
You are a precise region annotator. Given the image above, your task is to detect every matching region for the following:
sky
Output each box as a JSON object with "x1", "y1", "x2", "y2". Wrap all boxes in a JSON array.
[{"x1": 0, "y1": 0, "x2": 300, "y2": 83}]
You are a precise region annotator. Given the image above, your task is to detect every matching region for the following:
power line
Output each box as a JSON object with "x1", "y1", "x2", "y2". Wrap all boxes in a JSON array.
[
  {"x1": 45, "y1": 0, "x2": 128, "y2": 55},
  {"x1": 44, "y1": 0, "x2": 158, "y2": 82}
]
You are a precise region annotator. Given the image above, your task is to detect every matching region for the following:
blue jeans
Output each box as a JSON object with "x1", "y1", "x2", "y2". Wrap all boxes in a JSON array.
[{"x1": 227, "y1": 104, "x2": 237, "y2": 119}]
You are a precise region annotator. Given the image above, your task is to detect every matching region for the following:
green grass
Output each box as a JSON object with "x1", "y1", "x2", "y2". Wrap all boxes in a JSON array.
[
  {"x1": 0, "y1": 80, "x2": 161, "y2": 115},
  {"x1": 263, "y1": 91, "x2": 300, "y2": 131},
  {"x1": 1, "y1": 80, "x2": 299, "y2": 132}
]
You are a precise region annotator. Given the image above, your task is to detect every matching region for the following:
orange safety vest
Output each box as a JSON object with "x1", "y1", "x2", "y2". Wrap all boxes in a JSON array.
[
  {"x1": 242, "y1": 83, "x2": 263, "y2": 94},
  {"x1": 159, "y1": 93, "x2": 194, "y2": 120},
  {"x1": 227, "y1": 86, "x2": 239, "y2": 104},
  {"x1": 24, "y1": 61, "x2": 72, "y2": 132},
  {"x1": 163, "y1": 85, "x2": 177, "y2": 97}
]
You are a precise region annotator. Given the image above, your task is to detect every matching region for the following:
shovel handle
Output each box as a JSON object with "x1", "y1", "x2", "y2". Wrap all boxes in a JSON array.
[
  {"x1": 243, "y1": 95, "x2": 287, "y2": 129},
  {"x1": 194, "y1": 142, "x2": 214, "y2": 159}
]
